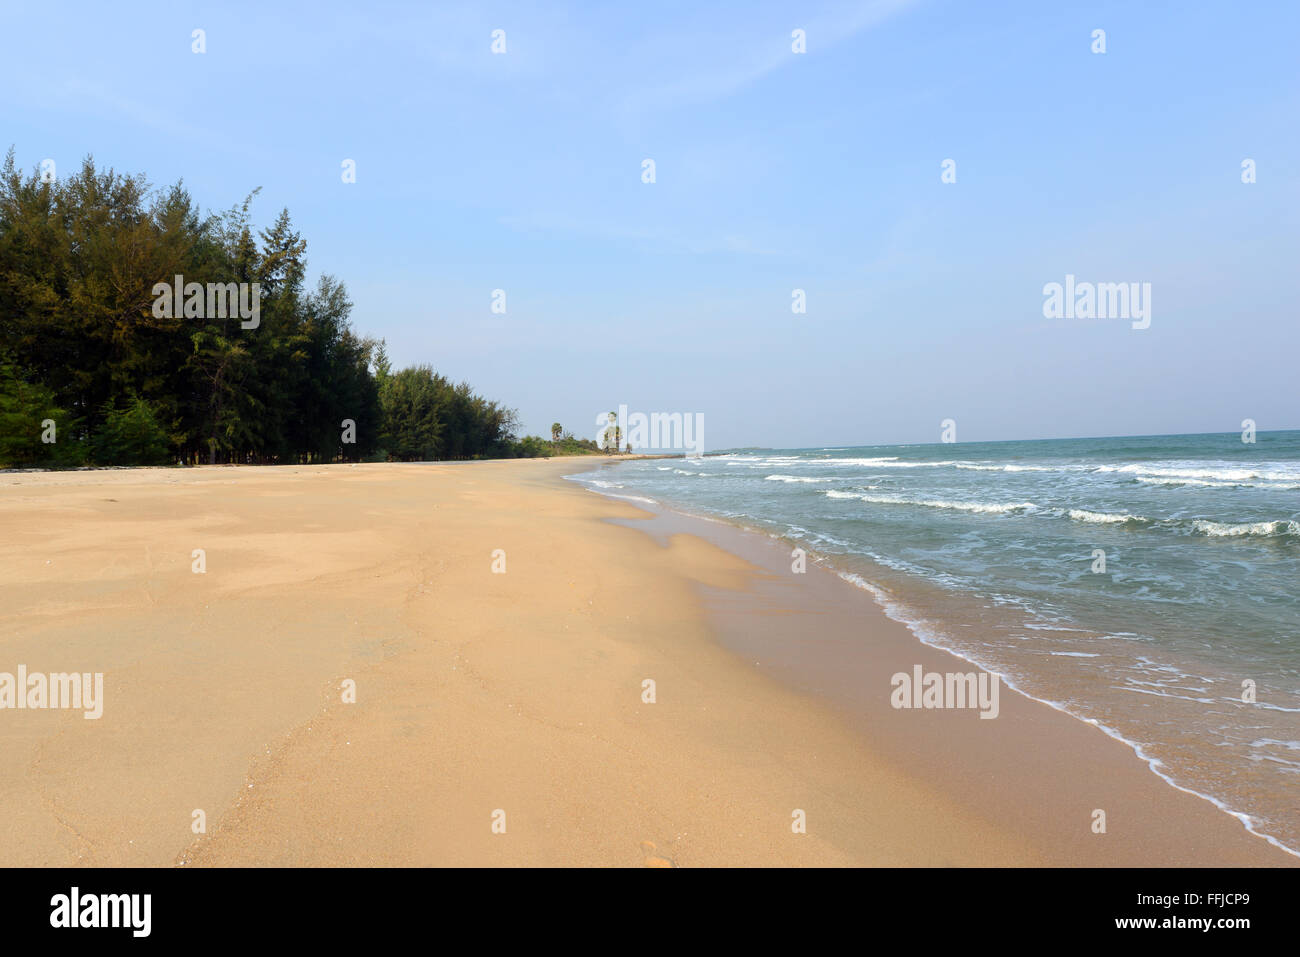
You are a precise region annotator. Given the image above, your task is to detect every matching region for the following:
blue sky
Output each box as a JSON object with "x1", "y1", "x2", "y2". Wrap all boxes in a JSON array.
[{"x1": 3, "y1": 0, "x2": 1297, "y2": 448}]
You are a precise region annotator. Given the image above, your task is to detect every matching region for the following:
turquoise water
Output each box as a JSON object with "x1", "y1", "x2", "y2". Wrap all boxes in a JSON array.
[{"x1": 571, "y1": 431, "x2": 1300, "y2": 855}]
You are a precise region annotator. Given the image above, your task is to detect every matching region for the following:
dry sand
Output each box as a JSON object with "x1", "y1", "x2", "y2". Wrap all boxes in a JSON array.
[{"x1": 0, "y1": 459, "x2": 1291, "y2": 866}]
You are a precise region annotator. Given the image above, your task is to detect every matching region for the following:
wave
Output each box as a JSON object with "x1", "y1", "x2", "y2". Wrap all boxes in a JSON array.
[
  {"x1": 1097, "y1": 462, "x2": 1300, "y2": 483},
  {"x1": 828, "y1": 458, "x2": 953, "y2": 468},
  {"x1": 954, "y1": 463, "x2": 1059, "y2": 472},
  {"x1": 1136, "y1": 476, "x2": 1242, "y2": 488},
  {"x1": 1135, "y1": 475, "x2": 1300, "y2": 490},
  {"x1": 824, "y1": 491, "x2": 1036, "y2": 514},
  {"x1": 819, "y1": 494, "x2": 1295, "y2": 538},
  {"x1": 1192, "y1": 519, "x2": 1300, "y2": 538},
  {"x1": 715, "y1": 453, "x2": 814, "y2": 463},
  {"x1": 727, "y1": 455, "x2": 956, "y2": 469},
  {"x1": 1065, "y1": 510, "x2": 1297, "y2": 537},
  {"x1": 719, "y1": 455, "x2": 1300, "y2": 481},
  {"x1": 1067, "y1": 508, "x2": 1148, "y2": 525},
  {"x1": 765, "y1": 474, "x2": 832, "y2": 483}
]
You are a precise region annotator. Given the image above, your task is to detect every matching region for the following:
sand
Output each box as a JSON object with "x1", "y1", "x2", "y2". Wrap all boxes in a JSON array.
[{"x1": 0, "y1": 459, "x2": 1291, "y2": 866}]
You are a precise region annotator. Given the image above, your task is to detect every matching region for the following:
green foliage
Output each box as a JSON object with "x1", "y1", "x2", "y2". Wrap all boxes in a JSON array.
[
  {"x1": 376, "y1": 365, "x2": 519, "y2": 461},
  {"x1": 552, "y1": 435, "x2": 602, "y2": 455},
  {"x1": 513, "y1": 435, "x2": 553, "y2": 458},
  {"x1": 90, "y1": 396, "x2": 171, "y2": 466},
  {"x1": 508, "y1": 433, "x2": 603, "y2": 458},
  {"x1": 1, "y1": 149, "x2": 526, "y2": 467},
  {"x1": 0, "y1": 357, "x2": 80, "y2": 466},
  {"x1": 378, "y1": 366, "x2": 446, "y2": 460}
]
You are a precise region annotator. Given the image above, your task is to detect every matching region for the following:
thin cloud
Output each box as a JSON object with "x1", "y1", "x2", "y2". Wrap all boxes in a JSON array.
[{"x1": 616, "y1": 0, "x2": 920, "y2": 116}]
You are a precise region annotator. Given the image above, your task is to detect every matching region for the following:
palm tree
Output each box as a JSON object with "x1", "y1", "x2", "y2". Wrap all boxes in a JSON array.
[{"x1": 551, "y1": 422, "x2": 562, "y2": 443}]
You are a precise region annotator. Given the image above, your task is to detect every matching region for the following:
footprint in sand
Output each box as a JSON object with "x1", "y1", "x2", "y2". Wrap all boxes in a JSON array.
[{"x1": 639, "y1": 840, "x2": 677, "y2": 868}]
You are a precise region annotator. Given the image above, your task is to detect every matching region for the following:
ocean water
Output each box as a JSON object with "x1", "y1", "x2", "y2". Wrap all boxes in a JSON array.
[{"x1": 570, "y1": 432, "x2": 1300, "y2": 855}]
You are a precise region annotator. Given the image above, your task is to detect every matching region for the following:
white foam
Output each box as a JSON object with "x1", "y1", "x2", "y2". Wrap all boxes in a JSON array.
[
  {"x1": 1067, "y1": 508, "x2": 1146, "y2": 525},
  {"x1": 827, "y1": 569, "x2": 1300, "y2": 859},
  {"x1": 1192, "y1": 519, "x2": 1300, "y2": 538},
  {"x1": 1097, "y1": 462, "x2": 1300, "y2": 483},
  {"x1": 1116, "y1": 686, "x2": 1215, "y2": 704},
  {"x1": 1135, "y1": 475, "x2": 1300, "y2": 490},
  {"x1": 955, "y1": 463, "x2": 1058, "y2": 472},
  {"x1": 603, "y1": 492, "x2": 657, "y2": 505},
  {"x1": 825, "y1": 491, "x2": 1036, "y2": 514}
]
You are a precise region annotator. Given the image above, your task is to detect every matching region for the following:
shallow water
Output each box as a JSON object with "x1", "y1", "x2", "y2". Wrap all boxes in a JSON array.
[{"x1": 569, "y1": 431, "x2": 1300, "y2": 854}]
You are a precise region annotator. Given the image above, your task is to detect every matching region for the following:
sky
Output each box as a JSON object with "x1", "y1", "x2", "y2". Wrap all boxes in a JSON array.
[{"x1": 3, "y1": 0, "x2": 1297, "y2": 449}]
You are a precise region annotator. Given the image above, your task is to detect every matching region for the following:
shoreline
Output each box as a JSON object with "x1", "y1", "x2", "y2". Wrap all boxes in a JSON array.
[
  {"x1": 1, "y1": 458, "x2": 1291, "y2": 865},
  {"x1": 569, "y1": 463, "x2": 1300, "y2": 865}
]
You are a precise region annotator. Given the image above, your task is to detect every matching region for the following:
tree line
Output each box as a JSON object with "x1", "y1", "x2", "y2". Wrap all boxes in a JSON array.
[{"x1": 0, "y1": 152, "x2": 588, "y2": 467}]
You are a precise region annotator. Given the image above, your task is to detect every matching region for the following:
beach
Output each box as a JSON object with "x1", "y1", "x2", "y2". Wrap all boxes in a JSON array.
[{"x1": 0, "y1": 458, "x2": 1291, "y2": 867}]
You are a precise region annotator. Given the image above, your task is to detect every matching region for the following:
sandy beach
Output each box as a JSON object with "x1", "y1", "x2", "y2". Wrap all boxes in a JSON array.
[{"x1": 0, "y1": 458, "x2": 1291, "y2": 867}]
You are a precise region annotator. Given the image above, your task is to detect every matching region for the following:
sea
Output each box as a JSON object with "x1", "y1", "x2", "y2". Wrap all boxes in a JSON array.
[{"x1": 569, "y1": 431, "x2": 1300, "y2": 855}]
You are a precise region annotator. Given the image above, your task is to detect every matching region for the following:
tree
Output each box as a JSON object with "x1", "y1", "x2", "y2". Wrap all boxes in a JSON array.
[
  {"x1": 0, "y1": 356, "x2": 79, "y2": 466},
  {"x1": 516, "y1": 435, "x2": 552, "y2": 458},
  {"x1": 551, "y1": 422, "x2": 562, "y2": 443},
  {"x1": 91, "y1": 396, "x2": 171, "y2": 466},
  {"x1": 378, "y1": 366, "x2": 446, "y2": 460},
  {"x1": 0, "y1": 149, "x2": 523, "y2": 467}
]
